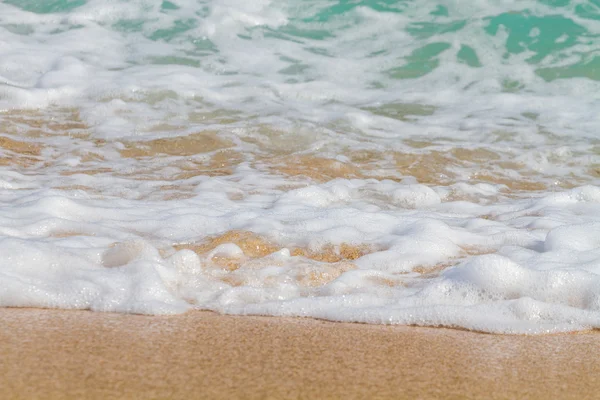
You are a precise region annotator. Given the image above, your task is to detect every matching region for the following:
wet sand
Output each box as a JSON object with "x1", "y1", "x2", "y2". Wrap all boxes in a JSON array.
[{"x1": 1, "y1": 309, "x2": 599, "y2": 399}]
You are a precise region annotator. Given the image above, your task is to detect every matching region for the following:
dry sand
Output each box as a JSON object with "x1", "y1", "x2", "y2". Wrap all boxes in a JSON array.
[{"x1": 1, "y1": 308, "x2": 599, "y2": 399}]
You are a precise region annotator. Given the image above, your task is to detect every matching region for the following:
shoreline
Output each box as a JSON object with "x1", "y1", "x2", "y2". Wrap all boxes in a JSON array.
[{"x1": 1, "y1": 308, "x2": 599, "y2": 399}]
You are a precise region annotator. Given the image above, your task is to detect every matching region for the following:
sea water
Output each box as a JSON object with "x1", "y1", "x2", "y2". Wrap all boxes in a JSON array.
[{"x1": 1, "y1": 0, "x2": 600, "y2": 334}]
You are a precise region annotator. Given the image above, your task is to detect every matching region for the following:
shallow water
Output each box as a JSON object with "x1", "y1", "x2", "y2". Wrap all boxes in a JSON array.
[{"x1": 1, "y1": 0, "x2": 600, "y2": 333}]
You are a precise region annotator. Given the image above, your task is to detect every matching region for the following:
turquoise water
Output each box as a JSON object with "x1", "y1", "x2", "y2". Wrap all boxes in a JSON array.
[
  {"x1": 1, "y1": 0, "x2": 599, "y2": 141},
  {"x1": 5, "y1": 0, "x2": 600, "y2": 81}
]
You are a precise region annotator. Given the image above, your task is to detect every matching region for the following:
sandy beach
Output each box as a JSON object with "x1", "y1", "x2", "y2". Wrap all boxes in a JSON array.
[
  {"x1": 0, "y1": 309, "x2": 598, "y2": 399},
  {"x1": 3, "y1": 1, "x2": 600, "y2": 399}
]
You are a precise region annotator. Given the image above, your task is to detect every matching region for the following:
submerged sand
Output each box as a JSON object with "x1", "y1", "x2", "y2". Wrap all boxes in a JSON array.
[{"x1": 1, "y1": 309, "x2": 599, "y2": 399}]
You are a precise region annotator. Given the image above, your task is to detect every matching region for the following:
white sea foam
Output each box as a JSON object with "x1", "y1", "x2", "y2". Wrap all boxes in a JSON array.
[
  {"x1": 1, "y1": 0, "x2": 600, "y2": 333},
  {"x1": 1, "y1": 172, "x2": 600, "y2": 333}
]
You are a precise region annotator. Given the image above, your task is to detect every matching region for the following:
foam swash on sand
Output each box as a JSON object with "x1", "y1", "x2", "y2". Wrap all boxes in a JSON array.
[{"x1": 1, "y1": 0, "x2": 600, "y2": 334}]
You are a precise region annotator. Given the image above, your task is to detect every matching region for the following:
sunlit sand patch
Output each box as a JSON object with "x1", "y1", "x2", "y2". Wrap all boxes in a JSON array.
[
  {"x1": 470, "y1": 172, "x2": 547, "y2": 191},
  {"x1": 175, "y1": 231, "x2": 280, "y2": 259},
  {"x1": 172, "y1": 149, "x2": 244, "y2": 179},
  {"x1": 393, "y1": 150, "x2": 573, "y2": 190},
  {"x1": 262, "y1": 148, "x2": 570, "y2": 192},
  {"x1": 394, "y1": 151, "x2": 459, "y2": 185},
  {"x1": 174, "y1": 231, "x2": 278, "y2": 272},
  {"x1": 268, "y1": 155, "x2": 366, "y2": 182},
  {"x1": 219, "y1": 274, "x2": 245, "y2": 287},
  {"x1": 227, "y1": 192, "x2": 245, "y2": 201},
  {"x1": 158, "y1": 184, "x2": 195, "y2": 193},
  {"x1": 211, "y1": 259, "x2": 359, "y2": 288},
  {"x1": 295, "y1": 262, "x2": 357, "y2": 287},
  {"x1": 77, "y1": 150, "x2": 106, "y2": 163},
  {"x1": 264, "y1": 152, "x2": 402, "y2": 183},
  {"x1": 0, "y1": 136, "x2": 42, "y2": 155},
  {"x1": 347, "y1": 149, "x2": 387, "y2": 164},
  {"x1": 0, "y1": 108, "x2": 91, "y2": 155},
  {"x1": 346, "y1": 150, "x2": 403, "y2": 181},
  {"x1": 174, "y1": 231, "x2": 377, "y2": 288},
  {"x1": 0, "y1": 135, "x2": 43, "y2": 167},
  {"x1": 210, "y1": 256, "x2": 244, "y2": 272},
  {"x1": 239, "y1": 124, "x2": 323, "y2": 154},
  {"x1": 588, "y1": 165, "x2": 600, "y2": 178},
  {"x1": 0, "y1": 110, "x2": 104, "y2": 172},
  {"x1": 290, "y1": 243, "x2": 374, "y2": 263},
  {"x1": 451, "y1": 148, "x2": 500, "y2": 162},
  {"x1": 61, "y1": 167, "x2": 114, "y2": 176},
  {"x1": 0, "y1": 108, "x2": 88, "y2": 137},
  {"x1": 175, "y1": 230, "x2": 377, "y2": 263},
  {"x1": 119, "y1": 132, "x2": 233, "y2": 158},
  {"x1": 460, "y1": 245, "x2": 496, "y2": 256},
  {"x1": 108, "y1": 149, "x2": 244, "y2": 183},
  {"x1": 412, "y1": 262, "x2": 457, "y2": 276},
  {"x1": 50, "y1": 231, "x2": 94, "y2": 239}
]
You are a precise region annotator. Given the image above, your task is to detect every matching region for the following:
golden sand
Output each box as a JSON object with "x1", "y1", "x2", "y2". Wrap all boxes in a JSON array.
[
  {"x1": 262, "y1": 150, "x2": 565, "y2": 191},
  {"x1": 119, "y1": 131, "x2": 233, "y2": 158},
  {"x1": 0, "y1": 135, "x2": 43, "y2": 167},
  {"x1": 0, "y1": 108, "x2": 87, "y2": 135},
  {"x1": 175, "y1": 230, "x2": 281, "y2": 259},
  {"x1": 269, "y1": 155, "x2": 367, "y2": 182},
  {"x1": 1, "y1": 308, "x2": 599, "y2": 400},
  {"x1": 174, "y1": 230, "x2": 375, "y2": 262},
  {"x1": 393, "y1": 150, "x2": 549, "y2": 190},
  {"x1": 174, "y1": 230, "x2": 374, "y2": 279},
  {"x1": 172, "y1": 231, "x2": 375, "y2": 287}
]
